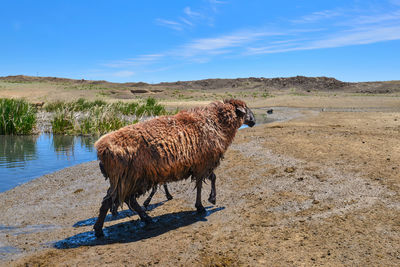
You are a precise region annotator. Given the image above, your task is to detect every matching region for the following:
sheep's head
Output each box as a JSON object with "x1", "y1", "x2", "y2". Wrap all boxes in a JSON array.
[{"x1": 224, "y1": 99, "x2": 256, "y2": 127}]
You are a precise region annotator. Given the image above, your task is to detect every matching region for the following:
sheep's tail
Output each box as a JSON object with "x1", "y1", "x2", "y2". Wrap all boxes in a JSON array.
[
  {"x1": 99, "y1": 161, "x2": 109, "y2": 180},
  {"x1": 96, "y1": 146, "x2": 137, "y2": 208}
]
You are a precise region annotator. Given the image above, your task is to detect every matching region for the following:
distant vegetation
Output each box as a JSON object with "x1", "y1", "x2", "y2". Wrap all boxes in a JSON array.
[
  {"x1": 45, "y1": 98, "x2": 107, "y2": 112},
  {"x1": 0, "y1": 98, "x2": 37, "y2": 135},
  {"x1": 0, "y1": 97, "x2": 169, "y2": 135},
  {"x1": 49, "y1": 97, "x2": 168, "y2": 135}
]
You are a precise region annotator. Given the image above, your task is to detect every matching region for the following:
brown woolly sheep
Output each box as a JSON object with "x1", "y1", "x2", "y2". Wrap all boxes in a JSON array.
[{"x1": 93, "y1": 99, "x2": 255, "y2": 237}]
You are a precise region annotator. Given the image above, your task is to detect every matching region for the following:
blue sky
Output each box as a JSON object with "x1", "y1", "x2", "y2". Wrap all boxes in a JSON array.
[{"x1": 1, "y1": 0, "x2": 400, "y2": 83}]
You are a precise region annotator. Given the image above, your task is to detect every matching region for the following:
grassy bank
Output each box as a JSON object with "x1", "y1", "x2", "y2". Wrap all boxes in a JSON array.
[
  {"x1": 49, "y1": 97, "x2": 168, "y2": 135},
  {"x1": 0, "y1": 97, "x2": 169, "y2": 135},
  {"x1": 0, "y1": 98, "x2": 37, "y2": 134}
]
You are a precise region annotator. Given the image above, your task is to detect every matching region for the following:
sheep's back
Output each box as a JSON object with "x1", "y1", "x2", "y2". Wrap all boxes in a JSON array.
[{"x1": 95, "y1": 113, "x2": 224, "y2": 185}]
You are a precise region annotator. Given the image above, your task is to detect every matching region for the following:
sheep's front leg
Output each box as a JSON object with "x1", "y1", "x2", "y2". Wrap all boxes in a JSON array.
[
  {"x1": 128, "y1": 195, "x2": 153, "y2": 224},
  {"x1": 195, "y1": 179, "x2": 206, "y2": 213},
  {"x1": 163, "y1": 184, "x2": 173, "y2": 200},
  {"x1": 208, "y1": 172, "x2": 216, "y2": 205},
  {"x1": 143, "y1": 185, "x2": 158, "y2": 209},
  {"x1": 94, "y1": 193, "x2": 113, "y2": 238}
]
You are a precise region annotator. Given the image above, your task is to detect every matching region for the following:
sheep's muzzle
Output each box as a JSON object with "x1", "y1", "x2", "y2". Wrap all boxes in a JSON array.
[{"x1": 244, "y1": 107, "x2": 256, "y2": 127}]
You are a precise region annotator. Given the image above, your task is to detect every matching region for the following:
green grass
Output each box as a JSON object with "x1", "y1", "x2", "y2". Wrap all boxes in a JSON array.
[
  {"x1": 45, "y1": 97, "x2": 166, "y2": 117},
  {"x1": 49, "y1": 97, "x2": 168, "y2": 135},
  {"x1": 51, "y1": 110, "x2": 74, "y2": 134},
  {"x1": 44, "y1": 98, "x2": 107, "y2": 112},
  {"x1": 0, "y1": 98, "x2": 37, "y2": 135}
]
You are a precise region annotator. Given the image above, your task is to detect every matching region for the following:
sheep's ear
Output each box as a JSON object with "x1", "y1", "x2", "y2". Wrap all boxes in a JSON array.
[{"x1": 236, "y1": 106, "x2": 246, "y2": 115}]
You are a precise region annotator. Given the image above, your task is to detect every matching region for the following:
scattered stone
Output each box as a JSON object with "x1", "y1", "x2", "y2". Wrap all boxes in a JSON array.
[{"x1": 284, "y1": 167, "x2": 296, "y2": 173}]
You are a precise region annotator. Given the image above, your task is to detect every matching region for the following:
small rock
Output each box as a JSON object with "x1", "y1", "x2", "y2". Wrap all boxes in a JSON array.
[
  {"x1": 74, "y1": 188, "x2": 83, "y2": 194},
  {"x1": 312, "y1": 199, "x2": 320, "y2": 205},
  {"x1": 284, "y1": 167, "x2": 296, "y2": 173}
]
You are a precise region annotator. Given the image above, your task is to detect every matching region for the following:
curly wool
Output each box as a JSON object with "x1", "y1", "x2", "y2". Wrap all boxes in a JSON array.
[{"x1": 95, "y1": 99, "x2": 246, "y2": 206}]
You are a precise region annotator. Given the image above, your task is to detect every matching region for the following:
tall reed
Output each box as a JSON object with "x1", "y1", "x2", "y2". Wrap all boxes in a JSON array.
[
  {"x1": 0, "y1": 98, "x2": 37, "y2": 135},
  {"x1": 51, "y1": 110, "x2": 75, "y2": 134},
  {"x1": 49, "y1": 97, "x2": 168, "y2": 135}
]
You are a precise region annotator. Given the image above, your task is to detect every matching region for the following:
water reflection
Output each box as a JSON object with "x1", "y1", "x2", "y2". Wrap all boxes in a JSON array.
[
  {"x1": 0, "y1": 135, "x2": 38, "y2": 168},
  {"x1": 51, "y1": 135, "x2": 96, "y2": 158},
  {"x1": 0, "y1": 134, "x2": 97, "y2": 192},
  {"x1": 52, "y1": 135, "x2": 75, "y2": 157}
]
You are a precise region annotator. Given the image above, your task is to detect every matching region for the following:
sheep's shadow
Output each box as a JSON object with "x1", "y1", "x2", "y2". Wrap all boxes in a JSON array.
[
  {"x1": 73, "y1": 201, "x2": 165, "y2": 227},
  {"x1": 55, "y1": 206, "x2": 224, "y2": 249}
]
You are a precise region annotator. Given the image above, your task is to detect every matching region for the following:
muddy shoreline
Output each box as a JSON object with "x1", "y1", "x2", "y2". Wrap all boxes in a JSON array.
[{"x1": 1, "y1": 105, "x2": 399, "y2": 266}]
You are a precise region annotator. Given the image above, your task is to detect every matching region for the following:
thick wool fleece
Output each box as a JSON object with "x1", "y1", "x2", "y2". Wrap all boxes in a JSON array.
[{"x1": 95, "y1": 99, "x2": 246, "y2": 206}]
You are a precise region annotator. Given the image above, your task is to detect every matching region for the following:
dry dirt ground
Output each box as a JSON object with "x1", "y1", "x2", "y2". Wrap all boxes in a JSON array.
[{"x1": 0, "y1": 96, "x2": 399, "y2": 266}]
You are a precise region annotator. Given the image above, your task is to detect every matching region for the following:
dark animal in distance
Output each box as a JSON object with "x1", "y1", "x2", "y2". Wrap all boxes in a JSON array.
[{"x1": 93, "y1": 99, "x2": 255, "y2": 237}]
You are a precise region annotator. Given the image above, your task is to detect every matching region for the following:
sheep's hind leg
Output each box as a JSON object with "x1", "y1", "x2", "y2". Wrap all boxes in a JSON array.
[
  {"x1": 195, "y1": 179, "x2": 206, "y2": 213},
  {"x1": 94, "y1": 193, "x2": 113, "y2": 238},
  {"x1": 143, "y1": 186, "x2": 157, "y2": 209},
  {"x1": 208, "y1": 172, "x2": 216, "y2": 205},
  {"x1": 128, "y1": 195, "x2": 153, "y2": 224},
  {"x1": 110, "y1": 202, "x2": 119, "y2": 216},
  {"x1": 163, "y1": 184, "x2": 173, "y2": 200}
]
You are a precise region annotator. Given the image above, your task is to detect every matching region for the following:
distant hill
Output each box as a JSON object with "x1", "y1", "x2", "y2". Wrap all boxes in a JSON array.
[{"x1": 1, "y1": 75, "x2": 399, "y2": 94}]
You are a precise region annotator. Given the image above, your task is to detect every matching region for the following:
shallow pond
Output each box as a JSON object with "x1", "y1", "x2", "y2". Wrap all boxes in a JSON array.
[{"x1": 0, "y1": 134, "x2": 97, "y2": 192}]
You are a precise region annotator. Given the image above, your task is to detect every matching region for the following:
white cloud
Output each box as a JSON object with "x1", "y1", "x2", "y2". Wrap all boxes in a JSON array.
[
  {"x1": 292, "y1": 10, "x2": 342, "y2": 24},
  {"x1": 350, "y1": 10, "x2": 400, "y2": 25},
  {"x1": 112, "y1": 70, "x2": 135, "y2": 77},
  {"x1": 105, "y1": 3, "x2": 400, "y2": 75},
  {"x1": 156, "y1": 2, "x2": 226, "y2": 31},
  {"x1": 208, "y1": 0, "x2": 227, "y2": 5},
  {"x1": 183, "y1": 7, "x2": 201, "y2": 18},
  {"x1": 313, "y1": 25, "x2": 400, "y2": 48},
  {"x1": 180, "y1": 17, "x2": 194, "y2": 26},
  {"x1": 247, "y1": 24, "x2": 400, "y2": 55},
  {"x1": 178, "y1": 30, "x2": 282, "y2": 57},
  {"x1": 155, "y1": 18, "x2": 183, "y2": 31},
  {"x1": 104, "y1": 54, "x2": 164, "y2": 68}
]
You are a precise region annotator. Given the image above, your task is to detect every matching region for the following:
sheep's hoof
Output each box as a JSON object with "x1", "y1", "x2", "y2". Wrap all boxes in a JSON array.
[
  {"x1": 208, "y1": 196, "x2": 216, "y2": 205},
  {"x1": 196, "y1": 205, "x2": 206, "y2": 214},
  {"x1": 166, "y1": 195, "x2": 173, "y2": 201}
]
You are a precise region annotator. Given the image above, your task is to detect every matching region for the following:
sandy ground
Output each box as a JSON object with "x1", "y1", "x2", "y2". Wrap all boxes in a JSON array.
[{"x1": 0, "y1": 98, "x2": 400, "y2": 266}]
